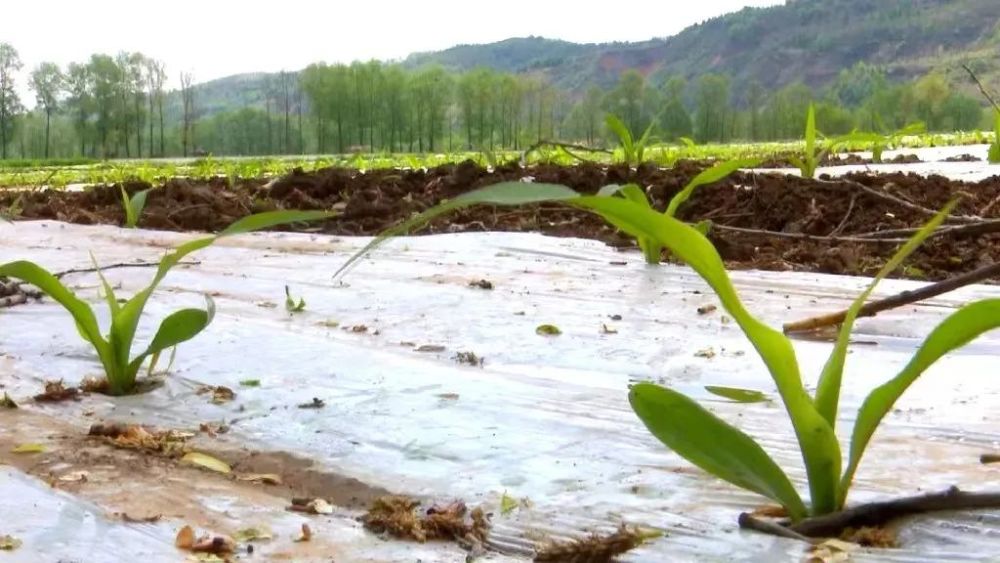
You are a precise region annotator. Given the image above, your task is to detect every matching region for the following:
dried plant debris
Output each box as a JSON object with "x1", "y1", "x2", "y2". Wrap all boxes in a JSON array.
[
  {"x1": 534, "y1": 525, "x2": 659, "y2": 563},
  {"x1": 536, "y1": 324, "x2": 562, "y2": 336},
  {"x1": 468, "y1": 279, "x2": 494, "y2": 290},
  {"x1": 295, "y1": 524, "x2": 312, "y2": 542},
  {"x1": 749, "y1": 505, "x2": 789, "y2": 518},
  {"x1": 120, "y1": 513, "x2": 162, "y2": 523},
  {"x1": 0, "y1": 535, "x2": 22, "y2": 551},
  {"x1": 361, "y1": 495, "x2": 490, "y2": 548},
  {"x1": 453, "y1": 351, "x2": 484, "y2": 367},
  {"x1": 696, "y1": 304, "x2": 718, "y2": 315},
  {"x1": 416, "y1": 344, "x2": 447, "y2": 353},
  {"x1": 197, "y1": 385, "x2": 236, "y2": 405},
  {"x1": 982, "y1": 453, "x2": 1000, "y2": 465},
  {"x1": 0, "y1": 276, "x2": 41, "y2": 308},
  {"x1": 88, "y1": 422, "x2": 191, "y2": 457},
  {"x1": 0, "y1": 392, "x2": 17, "y2": 409},
  {"x1": 33, "y1": 380, "x2": 81, "y2": 403},
  {"x1": 288, "y1": 497, "x2": 334, "y2": 515},
  {"x1": 840, "y1": 526, "x2": 898, "y2": 548},
  {"x1": 175, "y1": 525, "x2": 236, "y2": 555},
  {"x1": 297, "y1": 397, "x2": 326, "y2": 409}
]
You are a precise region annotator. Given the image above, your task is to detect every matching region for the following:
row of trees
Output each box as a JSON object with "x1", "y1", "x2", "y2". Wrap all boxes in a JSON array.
[{"x1": 0, "y1": 41, "x2": 994, "y2": 160}]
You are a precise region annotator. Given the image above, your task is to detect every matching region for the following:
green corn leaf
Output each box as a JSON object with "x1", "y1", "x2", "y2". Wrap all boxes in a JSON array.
[
  {"x1": 666, "y1": 159, "x2": 758, "y2": 218},
  {"x1": 814, "y1": 200, "x2": 956, "y2": 429},
  {"x1": 804, "y1": 104, "x2": 816, "y2": 156},
  {"x1": 840, "y1": 299, "x2": 1000, "y2": 505},
  {"x1": 570, "y1": 195, "x2": 841, "y2": 514},
  {"x1": 0, "y1": 261, "x2": 112, "y2": 368},
  {"x1": 705, "y1": 385, "x2": 770, "y2": 403},
  {"x1": 89, "y1": 252, "x2": 120, "y2": 317},
  {"x1": 596, "y1": 183, "x2": 660, "y2": 263},
  {"x1": 219, "y1": 210, "x2": 337, "y2": 237},
  {"x1": 630, "y1": 383, "x2": 806, "y2": 520},
  {"x1": 121, "y1": 187, "x2": 151, "y2": 228},
  {"x1": 128, "y1": 296, "x2": 216, "y2": 378},
  {"x1": 332, "y1": 183, "x2": 577, "y2": 279}
]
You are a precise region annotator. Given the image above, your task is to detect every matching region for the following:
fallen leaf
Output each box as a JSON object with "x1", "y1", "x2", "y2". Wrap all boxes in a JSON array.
[
  {"x1": 238, "y1": 379, "x2": 260, "y2": 388},
  {"x1": 705, "y1": 385, "x2": 770, "y2": 403},
  {"x1": 601, "y1": 324, "x2": 618, "y2": 334},
  {"x1": 234, "y1": 526, "x2": 273, "y2": 542},
  {"x1": 806, "y1": 538, "x2": 857, "y2": 563},
  {"x1": 0, "y1": 535, "x2": 21, "y2": 550},
  {"x1": 697, "y1": 304, "x2": 718, "y2": 315},
  {"x1": 0, "y1": 392, "x2": 17, "y2": 409},
  {"x1": 236, "y1": 473, "x2": 283, "y2": 485},
  {"x1": 694, "y1": 347, "x2": 716, "y2": 359},
  {"x1": 33, "y1": 380, "x2": 81, "y2": 403},
  {"x1": 415, "y1": 344, "x2": 446, "y2": 353},
  {"x1": 318, "y1": 319, "x2": 340, "y2": 328},
  {"x1": 58, "y1": 470, "x2": 89, "y2": 483},
  {"x1": 536, "y1": 324, "x2": 562, "y2": 336},
  {"x1": 12, "y1": 443, "x2": 45, "y2": 454},
  {"x1": 181, "y1": 452, "x2": 231, "y2": 474},
  {"x1": 468, "y1": 279, "x2": 494, "y2": 290},
  {"x1": 437, "y1": 393, "x2": 460, "y2": 401},
  {"x1": 500, "y1": 492, "x2": 518, "y2": 516},
  {"x1": 289, "y1": 497, "x2": 334, "y2": 515},
  {"x1": 176, "y1": 525, "x2": 196, "y2": 549},
  {"x1": 295, "y1": 523, "x2": 312, "y2": 542}
]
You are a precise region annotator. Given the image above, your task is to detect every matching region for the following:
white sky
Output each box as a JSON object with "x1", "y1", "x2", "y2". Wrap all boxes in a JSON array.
[{"x1": 3, "y1": 0, "x2": 782, "y2": 103}]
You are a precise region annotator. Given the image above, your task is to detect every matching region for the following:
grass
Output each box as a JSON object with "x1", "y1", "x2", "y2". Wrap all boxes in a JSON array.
[{"x1": 333, "y1": 180, "x2": 1000, "y2": 522}]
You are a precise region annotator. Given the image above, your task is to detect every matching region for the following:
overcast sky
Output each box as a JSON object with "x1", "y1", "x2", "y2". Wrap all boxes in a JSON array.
[{"x1": 3, "y1": 0, "x2": 782, "y2": 101}]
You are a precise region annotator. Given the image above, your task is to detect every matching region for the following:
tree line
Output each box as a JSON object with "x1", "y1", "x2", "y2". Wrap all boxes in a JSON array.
[{"x1": 0, "y1": 42, "x2": 992, "y2": 161}]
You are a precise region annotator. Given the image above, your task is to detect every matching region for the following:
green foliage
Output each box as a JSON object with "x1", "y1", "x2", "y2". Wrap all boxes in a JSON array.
[
  {"x1": 120, "y1": 186, "x2": 151, "y2": 228},
  {"x1": 284, "y1": 285, "x2": 306, "y2": 313},
  {"x1": 605, "y1": 114, "x2": 656, "y2": 167},
  {"x1": 335, "y1": 181, "x2": 1000, "y2": 520},
  {"x1": 0, "y1": 210, "x2": 335, "y2": 395},
  {"x1": 989, "y1": 110, "x2": 1000, "y2": 165},
  {"x1": 788, "y1": 104, "x2": 825, "y2": 178}
]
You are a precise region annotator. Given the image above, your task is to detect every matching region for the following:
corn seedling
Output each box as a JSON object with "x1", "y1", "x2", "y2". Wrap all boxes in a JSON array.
[
  {"x1": 334, "y1": 181, "x2": 1000, "y2": 522},
  {"x1": 596, "y1": 159, "x2": 755, "y2": 263},
  {"x1": 0, "y1": 210, "x2": 335, "y2": 395},
  {"x1": 788, "y1": 104, "x2": 827, "y2": 179},
  {"x1": 120, "y1": 186, "x2": 152, "y2": 229},
  {"x1": 606, "y1": 114, "x2": 656, "y2": 168}
]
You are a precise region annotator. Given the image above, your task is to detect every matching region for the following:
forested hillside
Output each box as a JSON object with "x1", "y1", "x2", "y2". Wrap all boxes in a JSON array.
[{"x1": 1, "y1": 0, "x2": 999, "y2": 160}]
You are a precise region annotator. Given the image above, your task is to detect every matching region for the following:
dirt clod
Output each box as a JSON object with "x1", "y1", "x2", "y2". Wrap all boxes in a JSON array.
[
  {"x1": 33, "y1": 380, "x2": 81, "y2": 403},
  {"x1": 468, "y1": 279, "x2": 494, "y2": 290},
  {"x1": 841, "y1": 526, "x2": 898, "y2": 548}
]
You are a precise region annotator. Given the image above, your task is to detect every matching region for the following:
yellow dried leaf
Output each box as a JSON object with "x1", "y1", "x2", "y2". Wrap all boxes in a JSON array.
[
  {"x1": 181, "y1": 452, "x2": 231, "y2": 474},
  {"x1": 295, "y1": 524, "x2": 312, "y2": 542},
  {"x1": 234, "y1": 526, "x2": 273, "y2": 542},
  {"x1": 0, "y1": 535, "x2": 21, "y2": 550},
  {"x1": 12, "y1": 443, "x2": 45, "y2": 454},
  {"x1": 176, "y1": 525, "x2": 196, "y2": 549},
  {"x1": 500, "y1": 491, "x2": 518, "y2": 516},
  {"x1": 236, "y1": 473, "x2": 282, "y2": 485}
]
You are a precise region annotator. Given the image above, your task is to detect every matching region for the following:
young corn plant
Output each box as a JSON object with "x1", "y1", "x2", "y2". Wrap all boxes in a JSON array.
[
  {"x1": 606, "y1": 114, "x2": 656, "y2": 168},
  {"x1": 0, "y1": 210, "x2": 335, "y2": 395},
  {"x1": 597, "y1": 159, "x2": 757, "y2": 263},
  {"x1": 788, "y1": 104, "x2": 827, "y2": 179},
  {"x1": 334, "y1": 182, "x2": 1000, "y2": 522},
  {"x1": 120, "y1": 186, "x2": 152, "y2": 228}
]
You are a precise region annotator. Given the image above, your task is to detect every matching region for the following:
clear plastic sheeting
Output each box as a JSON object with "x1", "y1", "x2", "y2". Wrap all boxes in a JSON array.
[{"x1": 1, "y1": 221, "x2": 999, "y2": 562}]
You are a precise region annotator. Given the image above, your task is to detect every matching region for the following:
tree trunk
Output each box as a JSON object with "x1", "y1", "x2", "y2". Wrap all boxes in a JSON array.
[{"x1": 44, "y1": 109, "x2": 51, "y2": 159}]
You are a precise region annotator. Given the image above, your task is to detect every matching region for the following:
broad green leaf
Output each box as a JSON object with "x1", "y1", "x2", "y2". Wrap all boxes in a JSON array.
[
  {"x1": 605, "y1": 114, "x2": 633, "y2": 154},
  {"x1": 90, "y1": 252, "x2": 120, "y2": 317},
  {"x1": 840, "y1": 299, "x2": 1000, "y2": 505},
  {"x1": 666, "y1": 159, "x2": 759, "y2": 217},
  {"x1": 814, "y1": 201, "x2": 956, "y2": 429},
  {"x1": 630, "y1": 383, "x2": 806, "y2": 519},
  {"x1": 0, "y1": 261, "x2": 111, "y2": 368},
  {"x1": 332, "y1": 182, "x2": 577, "y2": 279},
  {"x1": 705, "y1": 385, "x2": 770, "y2": 403},
  {"x1": 571, "y1": 196, "x2": 841, "y2": 514},
  {"x1": 804, "y1": 104, "x2": 816, "y2": 156},
  {"x1": 128, "y1": 188, "x2": 151, "y2": 227},
  {"x1": 129, "y1": 297, "x2": 216, "y2": 378}
]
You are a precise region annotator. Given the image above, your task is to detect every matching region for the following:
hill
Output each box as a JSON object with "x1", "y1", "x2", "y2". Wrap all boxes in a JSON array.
[{"x1": 178, "y1": 0, "x2": 1000, "y2": 118}]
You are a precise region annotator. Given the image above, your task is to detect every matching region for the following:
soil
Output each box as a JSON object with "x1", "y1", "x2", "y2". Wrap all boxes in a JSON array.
[{"x1": 3, "y1": 160, "x2": 1000, "y2": 282}]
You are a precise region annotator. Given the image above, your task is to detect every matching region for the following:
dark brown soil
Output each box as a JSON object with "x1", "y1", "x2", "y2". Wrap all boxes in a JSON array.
[{"x1": 3, "y1": 160, "x2": 999, "y2": 281}]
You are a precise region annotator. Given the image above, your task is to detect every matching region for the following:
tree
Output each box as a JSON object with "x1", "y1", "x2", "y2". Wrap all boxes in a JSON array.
[
  {"x1": 604, "y1": 70, "x2": 646, "y2": 136},
  {"x1": 29, "y1": 62, "x2": 63, "y2": 158},
  {"x1": 64, "y1": 62, "x2": 92, "y2": 156},
  {"x1": 660, "y1": 76, "x2": 692, "y2": 141},
  {"x1": 144, "y1": 58, "x2": 166, "y2": 156},
  {"x1": 695, "y1": 73, "x2": 731, "y2": 142},
  {"x1": 0, "y1": 43, "x2": 23, "y2": 159},
  {"x1": 180, "y1": 71, "x2": 196, "y2": 157}
]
